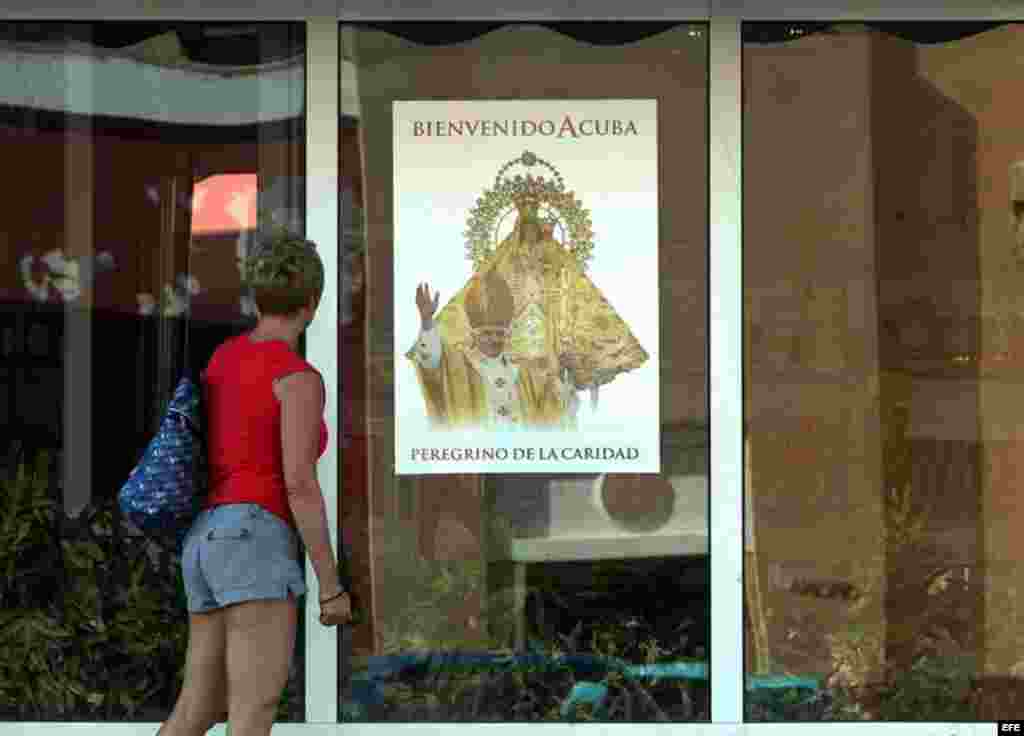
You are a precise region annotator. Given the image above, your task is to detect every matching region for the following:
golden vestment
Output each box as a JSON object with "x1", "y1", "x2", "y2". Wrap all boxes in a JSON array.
[
  {"x1": 409, "y1": 333, "x2": 570, "y2": 429},
  {"x1": 405, "y1": 206, "x2": 647, "y2": 429}
]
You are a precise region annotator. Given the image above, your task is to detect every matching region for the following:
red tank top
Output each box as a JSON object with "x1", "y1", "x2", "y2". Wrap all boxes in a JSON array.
[{"x1": 203, "y1": 334, "x2": 328, "y2": 528}]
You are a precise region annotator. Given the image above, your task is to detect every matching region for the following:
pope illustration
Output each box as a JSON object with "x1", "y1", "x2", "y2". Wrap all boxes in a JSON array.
[{"x1": 406, "y1": 151, "x2": 649, "y2": 430}]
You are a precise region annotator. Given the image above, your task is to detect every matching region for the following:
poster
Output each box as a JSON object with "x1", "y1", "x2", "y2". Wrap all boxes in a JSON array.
[{"x1": 394, "y1": 99, "x2": 660, "y2": 474}]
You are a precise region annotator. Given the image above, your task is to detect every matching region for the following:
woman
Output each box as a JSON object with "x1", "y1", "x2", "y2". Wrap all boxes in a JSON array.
[{"x1": 158, "y1": 233, "x2": 351, "y2": 736}]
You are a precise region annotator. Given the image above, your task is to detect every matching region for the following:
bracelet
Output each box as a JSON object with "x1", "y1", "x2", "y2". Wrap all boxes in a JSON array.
[{"x1": 319, "y1": 590, "x2": 348, "y2": 606}]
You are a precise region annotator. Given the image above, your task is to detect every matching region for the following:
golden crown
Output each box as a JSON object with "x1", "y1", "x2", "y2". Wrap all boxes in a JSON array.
[{"x1": 464, "y1": 151, "x2": 595, "y2": 272}]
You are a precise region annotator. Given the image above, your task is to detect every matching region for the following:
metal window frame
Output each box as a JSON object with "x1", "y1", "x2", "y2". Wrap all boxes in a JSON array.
[{"x1": 0, "y1": 2, "x2": 1018, "y2": 734}]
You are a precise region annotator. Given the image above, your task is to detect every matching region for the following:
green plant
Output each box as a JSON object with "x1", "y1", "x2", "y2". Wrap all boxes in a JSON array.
[
  {"x1": 379, "y1": 556, "x2": 494, "y2": 654},
  {"x1": 361, "y1": 546, "x2": 708, "y2": 721},
  {"x1": 0, "y1": 450, "x2": 190, "y2": 720},
  {"x1": 0, "y1": 452, "x2": 70, "y2": 718},
  {"x1": 884, "y1": 482, "x2": 930, "y2": 549},
  {"x1": 875, "y1": 655, "x2": 976, "y2": 721},
  {"x1": 826, "y1": 623, "x2": 885, "y2": 691}
]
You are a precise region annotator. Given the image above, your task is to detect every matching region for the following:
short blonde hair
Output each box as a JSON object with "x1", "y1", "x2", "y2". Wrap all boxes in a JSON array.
[{"x1": 243, "y1": 232, "x2": 324, "y2": 316}]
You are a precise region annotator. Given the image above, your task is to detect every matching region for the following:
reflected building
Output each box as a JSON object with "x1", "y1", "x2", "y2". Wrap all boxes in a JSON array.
[{"x1": 745, "y1": 24, "x2": 1024, "y2": 712}]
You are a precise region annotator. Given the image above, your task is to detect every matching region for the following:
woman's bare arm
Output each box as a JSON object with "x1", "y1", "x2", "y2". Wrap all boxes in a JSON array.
[{"x1": 276, "y1": 370, "x2": 342, "y2": 599}]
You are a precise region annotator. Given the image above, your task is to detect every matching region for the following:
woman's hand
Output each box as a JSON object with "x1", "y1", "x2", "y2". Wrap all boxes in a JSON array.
[{"x1": 319, "y1": 591, "x2": 352, "y2": 627}]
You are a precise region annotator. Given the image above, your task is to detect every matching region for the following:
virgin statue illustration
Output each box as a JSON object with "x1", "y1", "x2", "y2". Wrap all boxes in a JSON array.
[{"x1": 406, "y1": 151, "x2": 649, "y2": 430}]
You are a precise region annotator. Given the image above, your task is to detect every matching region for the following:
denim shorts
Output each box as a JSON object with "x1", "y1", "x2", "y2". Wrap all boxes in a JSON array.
[{"x1": 181, "y1": 503, "x2": 306, "y2": 613}]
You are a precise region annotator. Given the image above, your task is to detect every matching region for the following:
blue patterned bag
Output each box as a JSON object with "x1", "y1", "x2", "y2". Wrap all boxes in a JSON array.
[{"x1": 118, "y1": 374, "x2": 207, "y2": 555}]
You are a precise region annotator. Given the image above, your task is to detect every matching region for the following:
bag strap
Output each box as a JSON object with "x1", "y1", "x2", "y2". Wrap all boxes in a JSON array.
[
  {"x1": 183, "y1": 294, "x2": 191, "y2": 375},
  {"x1": 180, "y1": 253, "x2": 202, "y2": 384}
]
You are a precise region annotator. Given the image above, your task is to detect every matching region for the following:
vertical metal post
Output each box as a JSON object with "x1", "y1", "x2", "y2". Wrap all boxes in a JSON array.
[
  {"x1": 304, "y1": 17, "x2": 340, "y2": 724},
  {"x1": 709, "y1": 11, "x2": 744, "y2": 725},
  {"x1": 62, "y1": 26, "x2": 94, "y2": 519}
]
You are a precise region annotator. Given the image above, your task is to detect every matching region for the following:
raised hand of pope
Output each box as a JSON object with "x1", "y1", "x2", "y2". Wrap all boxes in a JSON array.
[{"x1": 416, "y1": 283, "x2": 440, "y2": 329}]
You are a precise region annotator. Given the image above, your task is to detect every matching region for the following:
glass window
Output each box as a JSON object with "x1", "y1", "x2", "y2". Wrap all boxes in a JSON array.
[
  {"x1": 744, "y1": 21, "x2": 1018, "y2": 721},
  {"x1": 0, "y1": 21, "x2": 306, "y2": 722},
  {"x1": 338, "y1": 21, "x2": 709, "y2": 722}
]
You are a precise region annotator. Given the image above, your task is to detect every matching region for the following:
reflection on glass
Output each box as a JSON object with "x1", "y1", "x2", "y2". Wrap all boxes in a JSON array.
[
  {"x1": 338, "y1": 22, "x2": 709, "y2": 722},
  {"x1": 0, "y1": 22, "x2": 305, "y2": 722},
  {"x1": 744, "y1": 22, "x2": 1022, "y2": 721}
]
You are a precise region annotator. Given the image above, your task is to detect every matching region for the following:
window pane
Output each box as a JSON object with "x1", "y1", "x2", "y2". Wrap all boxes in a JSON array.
[
  {"x1": 339, "y1": 22, "x2": 709, "y2": 722},
  {"x1": 0, "y1": 22, "x2": 306, "y2": 722},
  {"x1": 744, "y1": 21, "x2": 1020, "y2": 721}
]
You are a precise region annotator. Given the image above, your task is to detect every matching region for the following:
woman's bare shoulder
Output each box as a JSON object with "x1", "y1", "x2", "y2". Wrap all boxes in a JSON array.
[{"x1": 273, "y1": 369, "x2": 322, "y2": 404}]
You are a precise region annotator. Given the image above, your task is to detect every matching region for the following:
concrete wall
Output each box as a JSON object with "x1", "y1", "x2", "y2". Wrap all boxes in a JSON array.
[
  {"x1": 915, "y1": 24, "x2": 1024, "y2": 678},
  {"x1": 745, "y1": 24, "x2": 1024, "y2": 688},
  {"x1": 744, "y1": 31, "x2": 887, "y2": 680}
]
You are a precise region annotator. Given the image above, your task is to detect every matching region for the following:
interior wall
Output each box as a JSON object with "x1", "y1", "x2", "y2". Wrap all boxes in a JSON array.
[
  {"x1": 915, "y1": 23, "x2": 1024, "y2": 680},
  {"x1": 744, "y1": 31, "x2": 887, "y2": 680}
]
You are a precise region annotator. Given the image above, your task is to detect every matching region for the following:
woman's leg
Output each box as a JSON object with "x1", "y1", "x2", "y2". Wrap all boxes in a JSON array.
[
  {"x1": 224, "y1": 596, "x2": 298, "y2": 736},
  {"x1": 157, "y1": 609, "x2": 228, "y2": 736}
]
